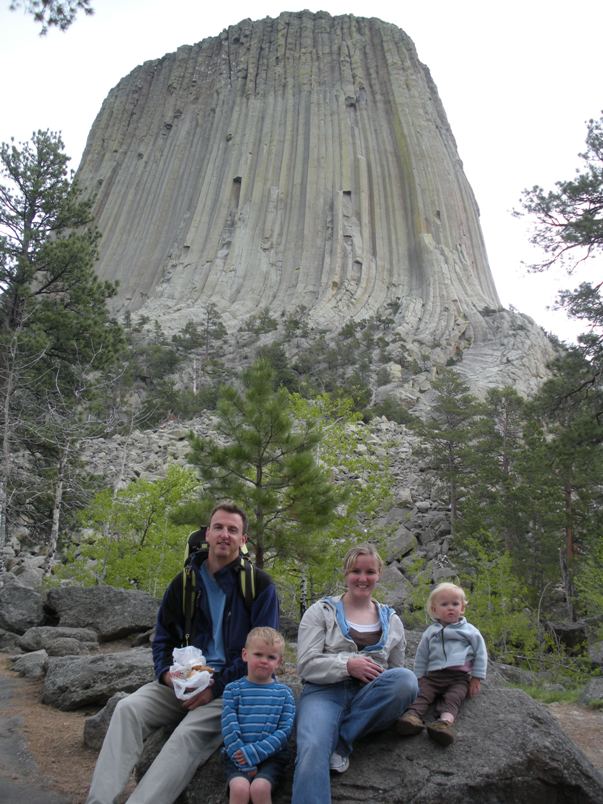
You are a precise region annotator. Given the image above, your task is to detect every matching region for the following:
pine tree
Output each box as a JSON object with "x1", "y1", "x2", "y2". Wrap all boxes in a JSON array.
[
  {"x1": 414, "y1": 368, "x2": 483, "y2": 530},
  {"x1": 519, "y1": 113, "x2": 603, "y2": 396},
  {"x1": 0, "y1": 131, "x2": 123, "y2": 564},
  {"x1": 523, "y1": 349, "x2": 603, "y2": 618},
  {"x1": 187, "y1": 359, "x2": 340, "y2": 567}
]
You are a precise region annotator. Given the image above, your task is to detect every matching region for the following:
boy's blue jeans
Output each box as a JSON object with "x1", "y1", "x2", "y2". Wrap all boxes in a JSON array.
[{"x1": 291, "y1": 668, "x2": 418, "y2": 804}]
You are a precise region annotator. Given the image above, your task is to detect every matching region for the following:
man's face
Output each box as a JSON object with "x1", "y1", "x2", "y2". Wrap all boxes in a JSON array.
[{"x1": 205, "y1": 509, "x2": 247, "y2": 565}]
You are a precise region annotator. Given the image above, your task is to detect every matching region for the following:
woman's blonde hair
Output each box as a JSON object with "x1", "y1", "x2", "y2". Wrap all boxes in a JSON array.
[
  {"x1": 426, "y1": 582, "x2": 467, "y2": 620},
  {"x1": 342, "y1": 543, "x2": 384, "y2": 575}
]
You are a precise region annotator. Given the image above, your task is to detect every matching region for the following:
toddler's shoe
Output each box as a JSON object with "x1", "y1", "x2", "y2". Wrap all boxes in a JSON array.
[
  {"x1": 426, "y1": 719, "x2": 455, "y2": 746},
  {"x1": 396, "y1": 712, "x2": 424, "y2": 736},
  {"x1": 329, "y1": 752, "x2": 350, "y2": 773}
]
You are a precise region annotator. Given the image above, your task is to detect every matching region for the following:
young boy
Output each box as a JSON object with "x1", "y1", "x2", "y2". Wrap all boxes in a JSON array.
[
  {"x1": 396, "y1": 582, "x2": 487, "y2": 746},
  {"x1": 222, "y1": 627, "x2": 296, "y2": 804}
]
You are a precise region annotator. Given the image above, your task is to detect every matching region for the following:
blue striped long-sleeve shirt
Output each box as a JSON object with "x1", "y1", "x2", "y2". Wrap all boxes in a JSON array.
[{"x1": 221, "y1": 677, "x2": 296, "y2": 771}]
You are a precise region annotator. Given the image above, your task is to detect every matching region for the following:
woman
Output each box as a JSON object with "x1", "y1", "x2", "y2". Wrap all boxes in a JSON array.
[{"x1": 292, "y1": 544, "x2": 418, "y2": 804}]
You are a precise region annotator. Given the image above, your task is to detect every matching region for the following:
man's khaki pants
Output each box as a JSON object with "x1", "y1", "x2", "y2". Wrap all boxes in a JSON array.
[{"x1": 86, "y1": 681, "x2": 223, "y2": 804}]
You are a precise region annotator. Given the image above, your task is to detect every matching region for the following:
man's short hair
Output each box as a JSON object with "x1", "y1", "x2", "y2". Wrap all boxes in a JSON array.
[
  {"x1": 245, "y1": 626, "x2": 285, "y2": 654},
  {"x1": 209, "y1": 501, "x2": 248, "y2": 534}
]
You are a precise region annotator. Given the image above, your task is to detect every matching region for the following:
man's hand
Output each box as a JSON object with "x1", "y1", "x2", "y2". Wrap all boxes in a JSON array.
[
  {"x1": 346, "y1": 656, "x2": 383, "y2": 683},
  {"x1": 468, "y1": 677, "x2": 481, "y2": 697},
  {"x1": 181, "y1": 682, "x2": 214, "y2": 710},
  {"x1": 161, "y1": 670, "x2": 174, "y2": 688}
]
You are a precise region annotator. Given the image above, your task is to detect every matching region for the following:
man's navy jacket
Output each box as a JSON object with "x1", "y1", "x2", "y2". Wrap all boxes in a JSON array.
[{"x1": 152, "y1": 553, "x2": 279, "y2": 698}]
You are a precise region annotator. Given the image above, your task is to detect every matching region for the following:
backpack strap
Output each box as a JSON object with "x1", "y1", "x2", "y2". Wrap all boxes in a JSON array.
[
  {"x1": 239, "y1": 556, "x2": 256, "y2": 611},
  {"x1": 183, "y1": 563, "x2": 197, "y2": 646}
]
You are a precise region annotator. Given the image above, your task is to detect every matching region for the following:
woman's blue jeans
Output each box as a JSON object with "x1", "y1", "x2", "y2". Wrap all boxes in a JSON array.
[{"x1": 291, "y1": 668, "x2": 418, "y2": 804}]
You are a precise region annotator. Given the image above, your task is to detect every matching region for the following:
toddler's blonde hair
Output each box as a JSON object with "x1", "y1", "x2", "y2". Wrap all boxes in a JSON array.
[
  {"x1": 245, "y1": 626, "x2": 285, "y2": 654},
  {"x1": 426, "y1": 582, "x2": 467, "y2": 620}
]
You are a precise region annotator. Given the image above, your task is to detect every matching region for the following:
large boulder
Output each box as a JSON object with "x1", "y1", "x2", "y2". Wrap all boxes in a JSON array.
[
  {"x1": 42, "y1": 648, "x2": 154, "y2": 710},
  {"x1": 18, "y1": 625, "x2": 99, "y2": 655},
  {"x1": 84, "y1": 692, "x2": 129, "y2": 749},
  {"x1": 136, "y1": 687, "x2": 603, "y2": 803},
  {"x1": 0, "y1": 575, "x2": 44, "y2": 634},
  {"x1": 45, "y1": 585, "x2": 158, "y2": 640},
  {"x1": 11, "y1": 649, "x2": 48, "y2": 679}
]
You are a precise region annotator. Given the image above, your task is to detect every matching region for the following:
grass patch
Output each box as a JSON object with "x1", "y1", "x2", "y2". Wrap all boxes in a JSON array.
[{"x1": 517, "y1": 685, "x2": 581, "y2": 704}]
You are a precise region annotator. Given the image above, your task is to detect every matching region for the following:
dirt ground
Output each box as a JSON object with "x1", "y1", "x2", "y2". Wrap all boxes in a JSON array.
[{"x1": 0, "y1": 654, "x2": 601, "y2": 803}]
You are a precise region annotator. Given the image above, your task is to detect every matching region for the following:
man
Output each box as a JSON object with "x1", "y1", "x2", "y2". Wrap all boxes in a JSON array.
[{"x1": 86, "y1": 502, "x2": 280, "y2": 804}]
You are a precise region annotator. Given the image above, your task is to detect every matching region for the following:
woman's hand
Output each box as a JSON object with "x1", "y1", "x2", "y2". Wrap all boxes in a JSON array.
[{"x1": 347, "y1": 656, "x2": 383, "y2": 683}]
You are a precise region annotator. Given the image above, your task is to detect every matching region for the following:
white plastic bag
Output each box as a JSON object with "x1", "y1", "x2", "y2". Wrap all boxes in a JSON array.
[{"x1": 169, "y1": 646, "x2": 213, "y2": 701}]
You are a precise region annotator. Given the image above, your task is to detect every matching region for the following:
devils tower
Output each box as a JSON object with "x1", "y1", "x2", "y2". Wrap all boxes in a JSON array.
[{"x1": 76, "y1": 11, "x2": 553, "y2": 394}]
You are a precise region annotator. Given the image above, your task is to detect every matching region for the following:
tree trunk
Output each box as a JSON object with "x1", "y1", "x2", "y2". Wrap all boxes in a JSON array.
[
  {"x1": 44, "y1": 443, "x2": 69, "y2": 576},
  {"x1": 0, "y1": 331, "x2": 19, "y2": 573},
  {"x1": 559, "y1": 547, "x2": 575, "y2": 622}
]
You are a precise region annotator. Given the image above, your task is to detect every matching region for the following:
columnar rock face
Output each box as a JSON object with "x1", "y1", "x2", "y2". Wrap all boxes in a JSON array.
[
  {"x1": 77, "y1": 11, "x2": 554, "y2": 392},
  {"x1": 79, "y1": 13, "x2": 496, "y2": 327}
]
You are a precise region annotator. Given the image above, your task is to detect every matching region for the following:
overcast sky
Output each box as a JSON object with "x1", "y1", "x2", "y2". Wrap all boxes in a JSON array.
[{"x1": 1, "y1": 0, "x2": 601, "y2": 342}]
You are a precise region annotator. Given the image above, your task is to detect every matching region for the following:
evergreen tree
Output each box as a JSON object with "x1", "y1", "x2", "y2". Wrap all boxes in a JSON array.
[
  {"x1": 187, "y1": 358, "x2": 339, "y2": 567},
  {"x1": 519, "y1": 113, "x2": 603, "y2": 392},
  {"x1": 0, "y1": 131, "x2": 122, "y2": 563},
  {"x1": 524, "y1": 349, "x2": 603, "y2": 617},
  {"x1": 9, "y1": 0, "x2": 93, "y2": 34},
  {"x1": 459, "y1": 387, "x2": 528, "y2": 553},
  {"x1": 414, "y1": 368, "x2": 483, "y2": 530}
]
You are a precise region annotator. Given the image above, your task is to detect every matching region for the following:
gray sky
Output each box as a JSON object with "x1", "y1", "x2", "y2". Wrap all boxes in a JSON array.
[{"x1": 1, "y1": 0, "x2": 601, "y2": 342}]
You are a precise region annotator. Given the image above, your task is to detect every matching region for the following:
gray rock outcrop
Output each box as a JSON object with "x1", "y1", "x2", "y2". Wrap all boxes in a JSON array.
[
  {"x1": 42, "y1": 648, "x2": 154, "y2": 710},
  {"x1": 0, "y1": 576, "x2": 44, "y2": 634},
  {"x1": 83, "y1": 692, "x2": 129, "y2": 750},
  {"x1": 138, "y1": 687, "x2": 603, "y2": 803},
  {"x1": 18, "y1": 626, "x2": 99, "y2": 655},
  {"x1": 77, "y1": 11, "x2": 554, "y2": 396},
  {"x1": 45, "y1": 585, "x2": 158, "y2": 640}
]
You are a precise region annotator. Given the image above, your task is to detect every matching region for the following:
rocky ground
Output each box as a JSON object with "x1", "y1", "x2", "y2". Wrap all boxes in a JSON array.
[{"x1": 1, "y1": 654, "x2": 602, "y2": 803}]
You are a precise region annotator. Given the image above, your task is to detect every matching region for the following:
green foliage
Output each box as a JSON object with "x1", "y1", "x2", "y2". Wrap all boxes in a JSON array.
[
  {"x1": 272, "y1": 393, "x2": 395, "y2": 614},
  {"x1": 574, "y1": 530, "x2": 603, "y2": 618},
  {"x1": 282, "y1": 305, "x2": 310, "y2": 338},
  {"x1": 242, "y1": 307, "x2": 278, "y2": 335},
  {"x1": 9, "y1": 0, "x2": 93, "y2": 34},
  {"x1": 187, "y1": 359, "x2": 340, "y2": 568},
  {"x1": 367, "y1": 395, "x2": 417, "y2": 425},
  {"x1": 516, "y1": 686, "x2": 581, "y2": 704},
  {"x1": 519, "y1": 114, "x2": 603, "y2": 272},
  {"x1": 171, "y1": 306, "x2": 227, "y2": 359},
  {"x1": 0, "y1": 131, "x2": 123, "y2": 551},
  {"x1": 413, "y1": 368, "x2": 484, "y2": 527},
  {"x1": 519, "y1": 113, "x2": 603, "y2": 392},
  {"x1": 55, "y1": 465, "x2": 199, "y2": 596},
  {"x1": 458, "y1": 535, "x2": 538, "y2": 664},
  {"x1": 139, "y1": 381, "x2": 218, "y2": 428},
  {"x1": 402, "y1": 555, "x2": 433, "y2": 630}
]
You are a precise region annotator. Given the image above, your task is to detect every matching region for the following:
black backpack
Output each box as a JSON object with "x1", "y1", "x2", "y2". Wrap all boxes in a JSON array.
[{"x1": 181, "y1": 527, "x2": 269, "y2": 645}]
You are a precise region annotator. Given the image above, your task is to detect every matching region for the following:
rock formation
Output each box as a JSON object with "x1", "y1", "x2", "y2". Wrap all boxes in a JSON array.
[
  {"x1": 77, "y1": 11, "x2": 554, "y2": 395},
  {"x1": 3, "y1": 583, "x2": 603, "y2": 801}
]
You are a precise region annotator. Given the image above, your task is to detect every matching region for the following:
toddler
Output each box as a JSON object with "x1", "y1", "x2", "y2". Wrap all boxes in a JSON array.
[
  {"x1": 222, "y1": 627, "x2": 296, "y2": 804},
  {"x1": 396, "y1": 582, "x2": 487, "y2": 746}
]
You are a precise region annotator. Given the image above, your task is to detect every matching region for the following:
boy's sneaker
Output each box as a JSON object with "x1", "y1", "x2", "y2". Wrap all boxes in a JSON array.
[
  {"x1": 427, "y1": 719, "x2": 455, "y2": 746},
  {"x1": 396, "y1": 712, "x2": 424, "y2": 736},
  {"x1": 329, "y1": 752, "x2": 350, "y2": 773}
]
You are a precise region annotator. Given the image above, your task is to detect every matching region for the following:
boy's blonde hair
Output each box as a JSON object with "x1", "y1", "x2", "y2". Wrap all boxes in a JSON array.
[
  {"x1": 245, "y1": 626, "x2": 285, "y2": 654},
  {"x1": 426, "y1": 582, "x2": 468, "y2": 620},
  {"x1": 342, "y1": 543, "x2": 384, "y2": 575}
]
